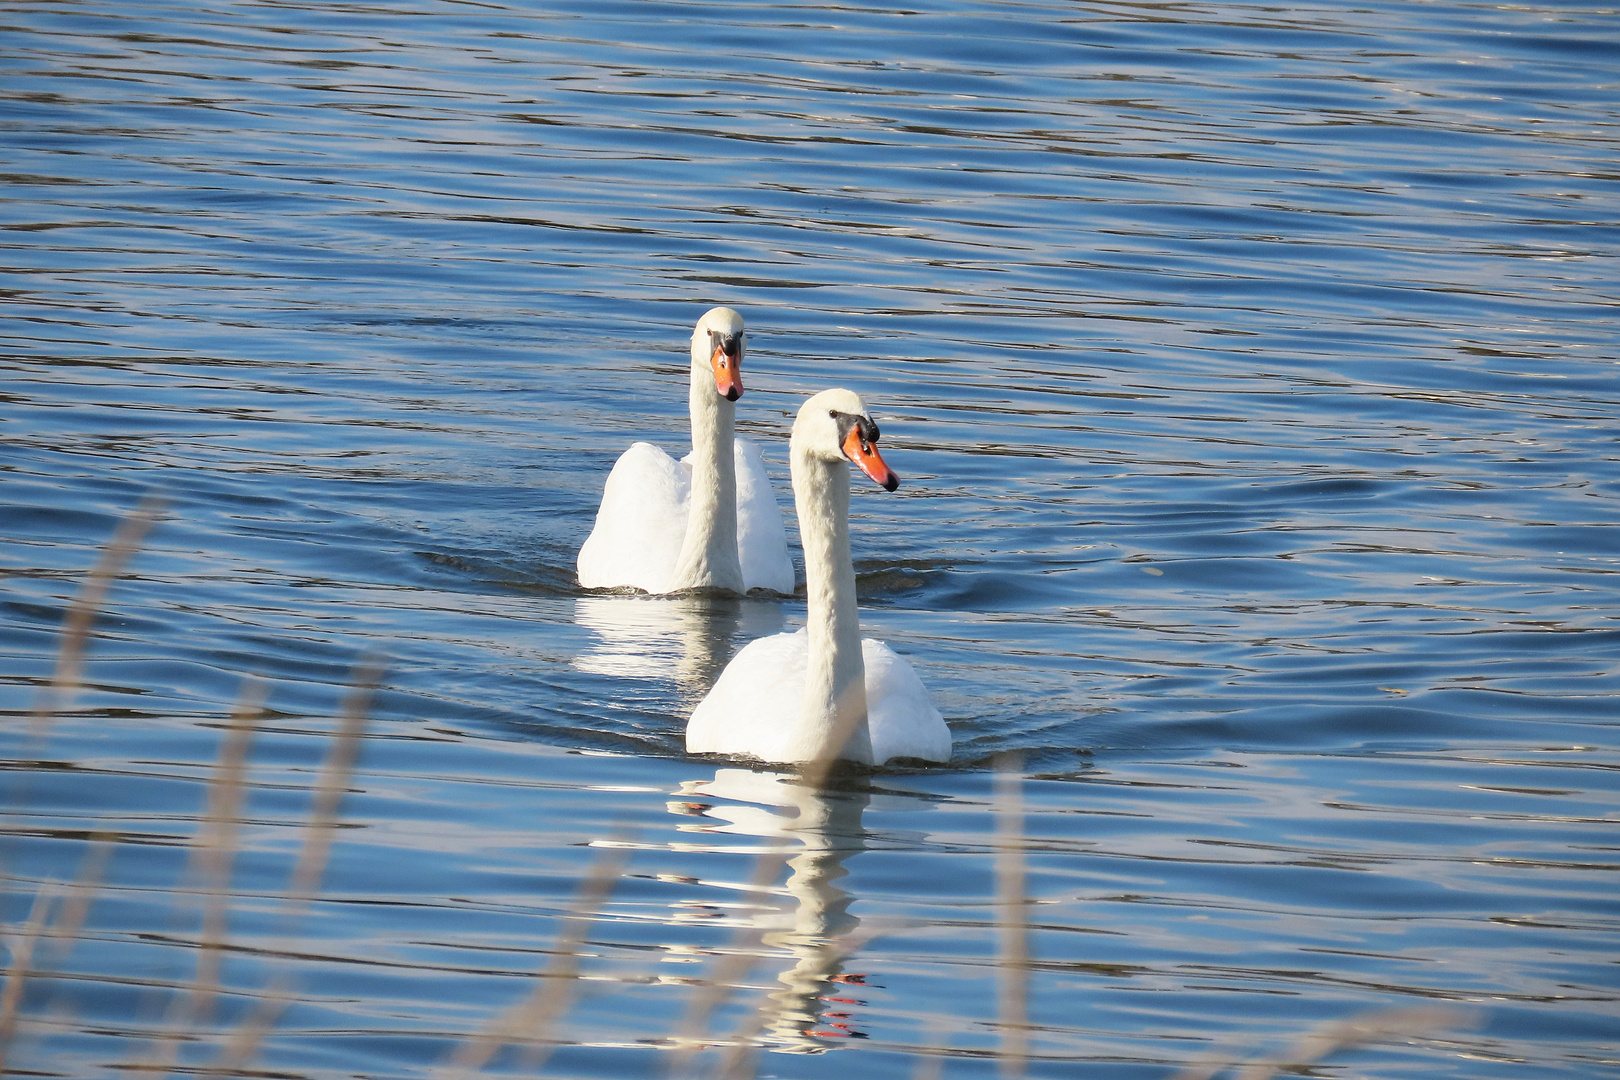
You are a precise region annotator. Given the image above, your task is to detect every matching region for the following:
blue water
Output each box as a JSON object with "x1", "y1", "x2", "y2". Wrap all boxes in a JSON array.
[{"x1": 3, "y1": 1, "x2": 1617, "y2": 1077}]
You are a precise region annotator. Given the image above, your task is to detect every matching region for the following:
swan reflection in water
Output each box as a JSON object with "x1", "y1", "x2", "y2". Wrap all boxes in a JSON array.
[
  {"x1": 575, "y1": 594, "x2": 885, "y2": 1051},
  {"x1": 668, "y1": 768, "x2": 873, "y2": 1054},
  {"x1": 573, "y1": 593, "x2": 786, "y2": 698}
]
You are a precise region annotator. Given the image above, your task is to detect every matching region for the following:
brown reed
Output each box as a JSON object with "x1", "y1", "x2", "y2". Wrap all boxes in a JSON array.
[
  {"x1": 31, "y1": 493, "x2": 166, "y2": 741},
  {"x1": 436, "y1": 840, "x2": 634, "y2": 1080},
  {"x1": 1169, "y1": 1003, "x2": 1473, "y2": 1080},
  {"x1": 664, "y1": 851, "x2": 790, "y2": 1080},
  {"x1": 44, "y1": 831, "x2": 115, "y2": 962},
  {"x1": 0, "y1": 880, "x2": 62, "y2": 1074},
  {"x1": 197, "y1": 658, "x2": 378, "y2": 1080},
  {"x1": 140, "y1": 677, "x2": 268, "y2": 1077},
  {"x1": 4, "y1": 497, "x2": 159, "y2": 1075},
  {"x1": 994, "y1": 751, "x2": 1030, "y2": 1080},
  {"x1": 0, "y1": 833, "x2": 117, "y2": 1073}
]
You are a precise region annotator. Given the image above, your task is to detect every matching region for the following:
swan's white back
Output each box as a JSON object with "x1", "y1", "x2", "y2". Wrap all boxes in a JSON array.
[
  {"x1": 733, "y1": 439, "x2": 795, "y2": 594},
  {"x1": 577, "y1": 441, "x2": 688, "y2": 594},
  {"x1": 687, "y1": 627, "x2": 950, "y2": 765},
  {"x1": 577, "y1": 439, "x2": 793, "y2": 595},
  {"x1": 685, "y1": 388, "x2": 951, "y2": 766},
  {"x1": 575, "y1": 306, "x2": 793, "y2": 596}
]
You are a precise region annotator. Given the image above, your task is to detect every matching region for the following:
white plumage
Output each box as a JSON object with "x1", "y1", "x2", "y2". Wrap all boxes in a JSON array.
[
  {"x1": 576, "y1": 307, "x2": 793, "y2": 595},
  {"x1": 577, "y1": 438, "x2": 792, "y2": 595},
  {"x1": 687, "y1": 388, "x2": 950, "y2": 766},
  {"x1": 687, "y1": 628, "x2": 950, "y2": 765}
]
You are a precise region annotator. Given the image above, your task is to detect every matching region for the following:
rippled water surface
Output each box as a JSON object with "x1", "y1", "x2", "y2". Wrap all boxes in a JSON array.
[{"x1": 3, "y1": 1, "x2": 1617, "y2": 1077}]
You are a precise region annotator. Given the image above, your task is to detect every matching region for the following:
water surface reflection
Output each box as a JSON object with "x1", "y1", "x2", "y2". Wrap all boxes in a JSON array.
[
  {"x1": 671, "y1": 768, "x2": 873, "y2": 1054},
  {"x1": 574, "y1": 594, "x2": 788, "y2": 700},
  {"x1": 1, "y1": 0, "x2": 1615, "y2": 1076}
]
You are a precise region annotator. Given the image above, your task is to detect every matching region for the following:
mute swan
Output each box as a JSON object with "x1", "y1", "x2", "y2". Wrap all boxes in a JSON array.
[
  {"x1": 576, "y1": 307, "x2": 794, "y2": 595},
  {"x1": 686, "y1": 389, "x2": 951, "y2": 766}
]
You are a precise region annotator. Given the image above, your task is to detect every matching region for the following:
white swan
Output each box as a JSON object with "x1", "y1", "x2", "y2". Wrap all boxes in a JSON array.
[
  {"x1": 576, "y1": 307, "x2": 794, "y2": 595},
  {"x1": 686, "y1": 389, "x2": 951, "y2": 766}
]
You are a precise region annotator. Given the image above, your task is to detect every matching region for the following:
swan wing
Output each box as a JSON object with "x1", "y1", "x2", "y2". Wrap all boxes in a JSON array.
[
  {"x1": 576, "y1": 442, "x2": 690, "y2": 593},
  {"x1": 862, "y1": 639, "x2": 951, "y2": 764},
  {"x1": 688, "y1": 632, "x2": 950, "y2": 766},
  {"x1": 733, "y1": 438, "x2": 795, "y2": 595},
  {"x1": 687, "y1": 630, "x2": 826, "y2": 763}
]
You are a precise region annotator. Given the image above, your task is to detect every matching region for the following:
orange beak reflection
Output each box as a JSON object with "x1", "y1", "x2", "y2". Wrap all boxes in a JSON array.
[
  {"x1": 711, "y1": 344, "x2": 743, "y2": 401},
  {"x1": 842, "y1": 426, "x2": 899, "y2": 492}
]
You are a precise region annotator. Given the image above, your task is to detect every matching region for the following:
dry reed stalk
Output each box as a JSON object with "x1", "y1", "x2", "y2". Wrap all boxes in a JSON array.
[
  {"x1": 715, "y1": 1027, "x2": 761, "y2": 1080},
  {"x1": 284, "y1": 657, "x2": 381, "y2": 913},
  {"x1": 8, "y1": 497, "x2": 161, "y2": 909},
  {"x1": 1169, "y1": 1003, "x2": 1473, "y2": 1080},
  {"x1": 0, "y1": 783, "x2": 118, "y2": 1067},
  {"x1": 0, "y1": 880, "x2": 63, "y2": 1073},
  {"x1": 664, "y1": 851, "x2": 789, "y2": 1080},
  {"x1": 193, "y1": 680, "x2": 268, "y2": 1011},
  {"x1": 198, "y1": 974, "x2": 296, "y2": 1080},
  {"x1": 140, "y1": 678, "x2": 267, "y2": 1077},
  {"x1": 435, "y1": 841, "x2": 634, "y2": 1080},
  {"x1": 909, "y1": 1022, "x2": 948, "y2": 1080},
  {"x1": 995, "y1": 752, "x2": 1029, "y2": 1080},
  {"x1": 682, "y1": 705, "x2": 892, "y2": 1078},
  {"x1": 44, "y1": 831, "x2": 114, "y2": 960},
  {"x1": 0, "y1": 827, "x2": 114, "y2": 1074},
  {"x1": 30, "y1": 494, "x2": 166, "y2": 741},
  {"x1": 198, "y1": 659, "x2": 378, "y2": 1080},
  {"x1": 707, "y1": 915, "x2": 879, "y2": 1080}
]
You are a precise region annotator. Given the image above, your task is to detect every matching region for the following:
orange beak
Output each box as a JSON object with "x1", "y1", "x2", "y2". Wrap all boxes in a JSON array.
[
  {"x1": 843, "y1": 426, "x2": 899, "y2": 491},
  {"x1": 711, "y1": 343, "x2": 743, "y2": 401}
]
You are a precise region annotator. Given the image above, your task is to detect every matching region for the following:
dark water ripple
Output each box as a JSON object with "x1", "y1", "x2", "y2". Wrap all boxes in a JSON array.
[{"x1": 2, "y1": 1, "x2": 1618, "y2": 1077}]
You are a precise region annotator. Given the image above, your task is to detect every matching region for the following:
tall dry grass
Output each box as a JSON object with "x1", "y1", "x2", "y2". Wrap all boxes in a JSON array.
[{"x1": 0, "y1": 503, "x2": 1473, "y2": 1078}]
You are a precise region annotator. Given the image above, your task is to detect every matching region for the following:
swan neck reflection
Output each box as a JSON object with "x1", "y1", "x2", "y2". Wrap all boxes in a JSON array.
[{"x1": 671, "y1": 769, "x2": 871, "y2": 1052}]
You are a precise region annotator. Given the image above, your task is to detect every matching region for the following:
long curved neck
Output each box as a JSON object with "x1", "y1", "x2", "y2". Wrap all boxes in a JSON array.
[
  {"x1": 793, "y1": 452, "x2": 874, "y2": 764},
  {"x1": 670, "y1": 364, "x2": 743, "y2": 592}
]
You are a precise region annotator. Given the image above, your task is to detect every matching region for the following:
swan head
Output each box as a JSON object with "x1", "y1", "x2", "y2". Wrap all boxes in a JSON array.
[
  {"x1": 792, "y1": 388, "x2": 900, "y2": 492},
  {"x1": 691, "y1": 306, "x2": 746, "y2": 402}
]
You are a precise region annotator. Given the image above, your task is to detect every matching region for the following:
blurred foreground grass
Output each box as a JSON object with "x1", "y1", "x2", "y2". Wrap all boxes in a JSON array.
[{"x1": 1, "y1": 501, "x2": 1469, "y2": 1079}]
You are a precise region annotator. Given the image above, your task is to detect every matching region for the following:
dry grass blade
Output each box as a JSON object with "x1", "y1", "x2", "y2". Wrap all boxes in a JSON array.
[
  {"x1": 1235, "y1": 1004, "x2": 1473, "y2": 1080},
  {"x1": 285, "y1": 656, "x2": 381, "y2": 912},
  {"x1": 0, "y1": 880, "x2": 63, "y2": 1074},
  {"x1": 994, "y1": 752, "x2": 1029, "y2": 1080},
  {"x1": 200, "y1": 658, "x2": 378, "y2": 1080},
  {"x1": 9, "y1": 496, "x2": 163, "y2": 901},
  {"x1": 436, "y1": 840, "x2": 634, "y2": 1080},
  {"x1": 909, "y1": 1021, "x2": 949, "y2": 1080},
  {"x1": 715, "y1": 1028, "x2": 761, "y2": 1080},
  {"x1": 194, "y1": 680, "x2": 268, "y2": 1007},
  {"x1": 141, "y1": 678, "x2": 268, "y2": 1077},
  {"x1": 1169, "y1": 1003, "x2": 1474, "y2": 1080},
  {"x1": 0, "y1": 833, "x2": 113, "y2": 1072},
  {"x1": 798, "y1": 691, "x2": 868, "y2": 796},
  {"x1": 664, "y1": 851, "x2": 789, "y2": 1080},
  {"x1": 197, "y1": 974, "x2": 297, "y2": 1080},
  {"x1": 707, "y1": 913, "x2": 878, "y2": 1080},
  {"x1": 44, "y1": 831, "x2": 115, "y2": 960},
  {"x1": 31, "y1": 493, "x2": 166, "y2": 740}
]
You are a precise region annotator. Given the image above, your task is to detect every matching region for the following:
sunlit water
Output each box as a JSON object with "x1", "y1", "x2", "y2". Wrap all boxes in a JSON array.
[{"x1": 2, "y1": 1, "x2": 1617, "y2": 1077}]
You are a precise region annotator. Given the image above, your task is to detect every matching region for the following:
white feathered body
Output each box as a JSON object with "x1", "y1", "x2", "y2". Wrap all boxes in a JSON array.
[
  {"x1": 685, "y1": 388, "x2": 951, "y2": 766},
  {"x1": 577, "y1": 438, "x2": 793, "y2": 595},
  {"x1": 686, "y1": 627, "x2": 949, "y2": 764}
]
